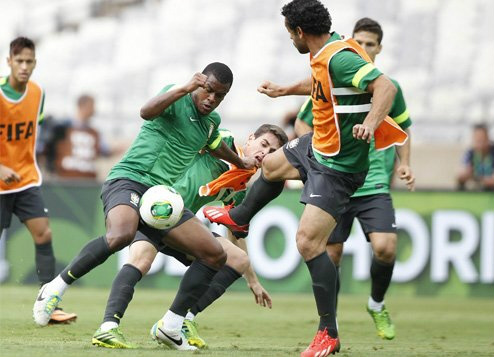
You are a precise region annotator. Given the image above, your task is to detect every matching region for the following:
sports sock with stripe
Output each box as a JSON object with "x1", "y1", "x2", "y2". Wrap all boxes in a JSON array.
[
  {"x1": 60, "y1": 236, "x2": 112, "y2": 284},
  {"x1": 102, "y1": 264, "x2": 142, "y2": 324}
]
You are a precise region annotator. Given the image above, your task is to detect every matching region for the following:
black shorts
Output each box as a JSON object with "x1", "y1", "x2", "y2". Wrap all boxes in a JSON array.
[
  {"x1": 101, "y1": 178, "x2": 195, "y2": 245},
  {"x1": 283, "y1": 133, "x2": 367, "y2": 221},
  {"x1": 0, "y1": 187, "x2": 49, "y2": 229},
  {"x1": 328, "y1": 193, "x2": 396, "y2": 243}
]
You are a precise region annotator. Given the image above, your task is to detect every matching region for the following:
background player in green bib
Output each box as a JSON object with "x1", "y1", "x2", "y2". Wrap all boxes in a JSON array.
[
  {"x1": 292, "y1": 18, "x2": 415, "y2": 340},
  {"x1": 33, "y1": 63, "x2": 257, "y2": 348},
  {"x1": 91, "y1": 124, "x2": 287, "y2": 349}
]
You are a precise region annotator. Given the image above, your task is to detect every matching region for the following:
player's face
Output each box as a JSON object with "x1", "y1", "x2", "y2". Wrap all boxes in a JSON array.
[
  {"x1": 472, "y1": 129, "x2": 489, "y2": 153},
  {"x1": 353, "y1": 31, "x2": 381, "y2": 62},
  {"x1": 192, "y1": 75, "x2": 231, "y2": 115},
  {"x1": 243, "y1": 132, "x2": 280, "y2": 167},
  {"x1": 285, "y1": 20, "x2": 309, "y2": 54},
  {"x1": 7, "y1": 48, "x2": 36, "y2": 85}
]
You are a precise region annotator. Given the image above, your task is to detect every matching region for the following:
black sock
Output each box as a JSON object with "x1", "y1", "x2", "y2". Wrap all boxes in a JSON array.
[
  {"x1": 370, "y1": 257, "x2": 395, "y2": 303},
  {"x1": 190, "y1": 265, "x2": 241, "y2": 315},
  {"x1": 103, "y1": 264, "x2": 142, "y2": 323},
  {"x1": 35, "y1": 241, "x2": 55, "y2": 285},
  {"x1": 230, "y1": 173, "x2": 284, "y2": 225},
  {"x1": 306, "y1": 252, "x2": 338, "y2": 337},
  {"x1": 169, "y1": 260, "x2": 218, "y2": 316},
  {"x1": 335, "y1": 265, "x2": 340, "y2": 312},
  {"x1": 60, "y1": 236, "x2": 111, "y2": 284}
]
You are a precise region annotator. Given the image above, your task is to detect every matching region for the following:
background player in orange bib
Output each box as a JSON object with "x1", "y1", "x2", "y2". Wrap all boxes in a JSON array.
[{"x1": 0, "y1": 37, "x2": 76, "y2": 324}]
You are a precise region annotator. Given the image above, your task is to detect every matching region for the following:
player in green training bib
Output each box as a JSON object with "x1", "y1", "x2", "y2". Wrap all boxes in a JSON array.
[
  {"x1": 92, "y1": 124, "x2": 288, "y2": 349},
  {"x1": 34, "y1": 63, "x2": 257, "y2": 350},
  {"x1": 294, "y1": 18, "x2": 415, "y2": 341}
]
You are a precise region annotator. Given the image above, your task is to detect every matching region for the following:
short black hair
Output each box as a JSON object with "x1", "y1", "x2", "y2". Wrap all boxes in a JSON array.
[
  {"x1": 473, "y1": 123, "x2": 488, "y2": 133},
  {"x1": 202, "y1": 62, "x2": 233, "y2": 86},
  {"x1": 77, "y1": 94, "x2": 94, "y2": 107},
  {"x1": 10, "y1": 37, "x2": 35, "y2": 56},
  {"x1": 281, "y1": 0, "x2": 331, "y2": 35},
  {"x1": 254, "y1": 124, "x2": 289, "y2": 147},
  {"x1": 353, "y1": 17, "x2": 383, "y2": 44}
]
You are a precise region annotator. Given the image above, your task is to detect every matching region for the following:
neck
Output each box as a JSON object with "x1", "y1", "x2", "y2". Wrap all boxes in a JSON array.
[
  {"x1": 8, "y1": 76, "x2": 27, "y2": 93},
  {"x1": 308, "y1": 33, "x2": 331, "y2": 57}
]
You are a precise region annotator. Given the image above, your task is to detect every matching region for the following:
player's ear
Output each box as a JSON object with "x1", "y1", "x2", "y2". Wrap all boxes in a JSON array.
[
  {"x1": 247, "y1": 133, "x2": 255, "y2": 142},
  {"x1": 376, "y1": 44, "x2": 382, "y2": 55}
]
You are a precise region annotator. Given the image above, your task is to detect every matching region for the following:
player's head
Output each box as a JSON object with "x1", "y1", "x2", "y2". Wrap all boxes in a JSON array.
[
  {"x1": 192, "y1": 62, "x2": 233, "y2": 115},
  {"x1": 7, "y1": 37, "x2": 36, "y2": 84},
  {"x1": 243, "y1": 124, "x2": 288, "y2": 166},
  {"x1": 352, "y1": 18, "x2": 383, "y2": 62},
  {"x1": 472, "y1": 123, "x2": 490, "y2": 154},
  {"x1": 281, "y1": 0, "x2": 332, "y2": 54},
  {"x1": 77, "y1": 94, "x2": 95, "y2": 122}
]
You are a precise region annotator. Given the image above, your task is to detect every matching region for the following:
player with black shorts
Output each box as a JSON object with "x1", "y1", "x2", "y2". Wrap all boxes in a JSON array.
[
  {"x1": 33, "y1": 62, "x2": 256, "y2": 350},
  {"x1": 1, "y1": 37, "x2": 76, "y2": 324}
]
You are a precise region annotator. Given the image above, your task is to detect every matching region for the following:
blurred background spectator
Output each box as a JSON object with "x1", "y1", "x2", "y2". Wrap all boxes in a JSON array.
[
  {"x1": 457, "y1": 123, "x2": 494, "y2": 191},
  {"x1": 38, "y1": 94, "x2": 124, "y2": 180}
]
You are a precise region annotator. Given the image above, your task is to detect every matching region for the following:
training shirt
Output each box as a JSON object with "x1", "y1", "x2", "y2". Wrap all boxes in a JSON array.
[
  {"x1": 0, "y1": 76, "x2": 45, "y2": 194},
  {"x1": 310, "y1": 32, "x2": 383, "y2": 173},
  {"x1": 297, "y1": 78, "x2": 411, "y2": 197},
  {"x1": 172, "y1": 129, "x2": 246, "y2": 213},
  {"x1": 107, "y1": 84, "x2": 222, "y2": 187}
]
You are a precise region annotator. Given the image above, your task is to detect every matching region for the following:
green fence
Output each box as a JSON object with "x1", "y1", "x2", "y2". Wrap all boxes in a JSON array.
[{"x1": 2, "y1": 184, "x2": 493, "y2": 297}]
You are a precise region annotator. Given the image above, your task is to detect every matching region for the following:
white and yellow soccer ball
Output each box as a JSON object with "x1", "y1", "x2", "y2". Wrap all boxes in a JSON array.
[{"x1": 139, "y1": 185, "x2": 184, "y2": 229}]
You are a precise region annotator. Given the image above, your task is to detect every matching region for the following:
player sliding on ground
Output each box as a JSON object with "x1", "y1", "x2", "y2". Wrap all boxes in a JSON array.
[
  {"x1": 33, "y1": 63, "x2": 256, "y2": 350},
  {"x1": 203, "y1": 1, "x2": 407, "y2": 356},
  {"x1": 92, "y1": 125, "x2": 287, "y2": 349}
]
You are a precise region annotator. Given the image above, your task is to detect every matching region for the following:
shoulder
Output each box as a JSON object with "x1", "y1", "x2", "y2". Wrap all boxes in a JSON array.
[{"x1": 207, "y1": 111, "x2": 221, "y2": 125}]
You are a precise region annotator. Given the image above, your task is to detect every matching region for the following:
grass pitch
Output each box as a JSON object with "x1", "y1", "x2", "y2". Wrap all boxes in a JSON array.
[{"x1": 0, "y1": 285, "x2": 493, "y2": 357}]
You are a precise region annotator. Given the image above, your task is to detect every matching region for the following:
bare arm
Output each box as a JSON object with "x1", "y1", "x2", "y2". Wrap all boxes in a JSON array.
[
  {"x1": 257, "y1": 77, "x2": 311, "y2": 98},
  {"x1": 227, "y1": 231, "x2": 272, "y2": 308},
  {"x1": 209, "y1": 140, "x2": 257, "y2": 169},
  {"x1": 294, "y1": 118, "x2": 313, "y2": 137},
  {"x1": 353, "y1": 75, "x2": 397, "y2": 142},
  {"x1": 395, "y1": 128, "x2": 415, "y2": 191},
  {"x1": 140, "y1": 73, "x2": 207, "y2": 120}
]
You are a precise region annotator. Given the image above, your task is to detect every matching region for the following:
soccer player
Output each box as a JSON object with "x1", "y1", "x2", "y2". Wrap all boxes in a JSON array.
[
  {"x1": 0, "y1": 37, "x2": 76, "y2": 324},
  {"x1": 203, "y1": 1, "x2": 407, "y2": 356},
  {"x1": 92, "y1": 124, "x2": 287, "y2": 349},
  {"x1": 291, "y1": 18, "x2": 415, "y2": 340},
  {"x1": 33, "y1": 63, "x2": 256, "y2": 345}
]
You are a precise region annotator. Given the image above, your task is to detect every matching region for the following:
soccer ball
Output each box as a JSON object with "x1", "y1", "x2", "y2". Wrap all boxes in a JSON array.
[{"x1": 139, "y1": 185, "x2": 184, "y2": 229}]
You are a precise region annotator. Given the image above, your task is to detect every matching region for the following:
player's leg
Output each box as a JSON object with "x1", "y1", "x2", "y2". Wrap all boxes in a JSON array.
[
  {"x1": 184, "y1": 236, "x2": 248, "y2": 348},
  {"x1": 358, "y1": 193, "x2": 397, "y2": 339},
  {"x1": 150, "y1": 214, "x2": 225, "y2": 350},
  {"x1": 326, "y1": 242, "x2": 343, "y2": 309},
  {"x1": 25, "y1": 217, "x2": 54, "y2": 285},
  {"x1": 33, "y1": 179, "x2": 144, "y2": 326},
  {"x1": 204, "y1": 135, "x2": 303, "y2": 232},
  {"x1": 93, "y1": 239, "x2": 157, "y2": 349}
]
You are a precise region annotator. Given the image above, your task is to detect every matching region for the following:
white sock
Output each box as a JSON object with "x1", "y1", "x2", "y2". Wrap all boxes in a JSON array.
[
  {"x1": 368, "y1": 296, "x2": 384, "y2": 312},
  {"x1": 100, "y1": 321, "x2": 119, "y2": 332},
  {"x1": 162, "y1": 310, "x2": 184, "y2": 331},
  {"x1": 47, "y1": 275, "x2": 69, "y2": 297},
  {"x1": 185, "y1": 312, "x2": 195, "y2": 321}
]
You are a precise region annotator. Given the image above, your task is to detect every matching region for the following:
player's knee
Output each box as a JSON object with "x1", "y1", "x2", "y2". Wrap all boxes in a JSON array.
[
  {"x1": 34, "y1": 226, "x2": 52, "y2": 244},
  {"x1": 261, "y1": 155, "x2": 278, "y2": 181},
  {"x1": 105, "y1": 230, "x2": 135, "y2": 252},
  {"x1": 201, "y1": 244, "x2": 227, "y2": 269},
  {"x1": 296, "y1": 230, "x2": 318, "y2": 259},
  {"x1": 326, "y1": 245, "x2": 342, "y2": 266},
  {"x1": 374, "y1": 247, "x2": 396, "y2": 263}
]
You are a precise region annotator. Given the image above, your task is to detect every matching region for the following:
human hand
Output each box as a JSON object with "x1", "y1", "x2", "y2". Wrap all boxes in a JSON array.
[
  {"x1": 257, "y1": 80, "x2": 285, "y2": 98},
  {"x1": 0, "y1": 165, "x2": 21, "y2": 185},
  {"x1": 184, "y1": 73, "x2": 208, "y2": 93},
  {"x1": 396, "y1": 164, "x2": 415, "y2": 191},
  {"x1": 352, "y1": 123, "x2": 374, "y2": 143},
  {"x1": 249, "y1": 281, "x2": 272, "y2": 309}
]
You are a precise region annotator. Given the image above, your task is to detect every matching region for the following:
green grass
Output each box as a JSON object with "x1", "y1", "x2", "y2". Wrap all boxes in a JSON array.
[{"x1": 1, "y1": 285, "x2": 493, "y2": 357}]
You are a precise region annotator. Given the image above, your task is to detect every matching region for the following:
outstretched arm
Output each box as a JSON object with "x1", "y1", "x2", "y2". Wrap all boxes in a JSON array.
[
  {"x1": 140, "y1": 73, "x2": 207, "y2": 120},
  {"x1": 257, "y1": 77, "x2": 311, "y2": 98}
]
